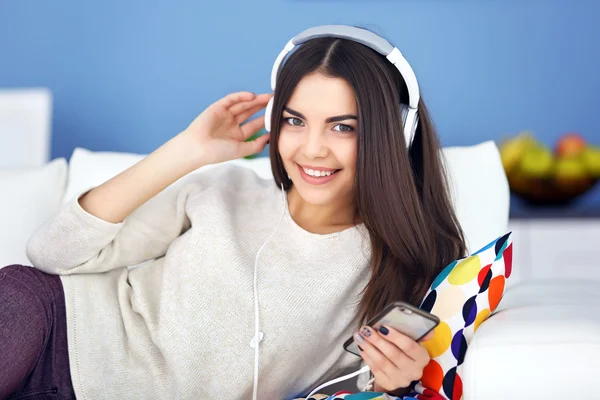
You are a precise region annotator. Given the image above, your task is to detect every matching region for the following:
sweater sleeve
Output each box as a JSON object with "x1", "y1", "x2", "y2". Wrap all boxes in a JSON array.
[{"x1": 26, "y1": 176, "x2": 196, "y2": 275}]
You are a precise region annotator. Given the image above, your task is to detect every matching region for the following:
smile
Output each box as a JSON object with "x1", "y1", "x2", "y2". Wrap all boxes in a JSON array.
[{"x1": 297, "y1": 164, "x2": 341, "y2": 185}]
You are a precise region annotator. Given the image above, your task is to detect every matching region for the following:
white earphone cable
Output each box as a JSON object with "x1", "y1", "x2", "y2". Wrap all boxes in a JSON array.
[
  {"x1": 252, "y1": 183, "x2": 287, "y2": 400},
  {"x1": 304, "y1": 365, "x2": 372, "y2": 399}
]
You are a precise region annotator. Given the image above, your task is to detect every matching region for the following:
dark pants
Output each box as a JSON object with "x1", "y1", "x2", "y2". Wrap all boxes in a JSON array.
[{"x1": 0, "y1": 265, "x2": 75, "y2": 400}]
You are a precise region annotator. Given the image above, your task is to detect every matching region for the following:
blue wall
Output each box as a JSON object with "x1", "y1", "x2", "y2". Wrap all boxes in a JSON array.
[{"x1": 1, "y1": 0, "x2": 599, "y2": 209}]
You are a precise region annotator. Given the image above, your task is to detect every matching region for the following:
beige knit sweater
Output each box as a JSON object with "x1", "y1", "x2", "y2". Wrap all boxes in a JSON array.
[{"x1": 26, "y1": 164, "x2": 372, "y2": 399}]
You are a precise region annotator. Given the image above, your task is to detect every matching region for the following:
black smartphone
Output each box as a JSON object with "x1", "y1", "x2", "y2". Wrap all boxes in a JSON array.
[{"x1": 343, "y1": 301, "x2": 440, "y2": 356}]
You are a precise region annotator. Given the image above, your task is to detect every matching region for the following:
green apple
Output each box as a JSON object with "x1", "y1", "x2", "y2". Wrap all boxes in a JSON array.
[
  {"x1": 519, "y1": 145, "x2": 554, "y2": 178},
  {"x1": 498, "y1": 131, "x2": 536, "y2": 173},
  {"x1": 582, "y1": 145, "x2": 600, "y2": 178},
  {"x1": 554, "y1": 157, "x2": 588, "y2": 182}
]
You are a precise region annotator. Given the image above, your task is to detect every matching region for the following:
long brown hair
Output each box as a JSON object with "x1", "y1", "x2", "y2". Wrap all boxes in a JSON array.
[{"x1": 269, "y1": 33, "x2": 467, "y2": 324}]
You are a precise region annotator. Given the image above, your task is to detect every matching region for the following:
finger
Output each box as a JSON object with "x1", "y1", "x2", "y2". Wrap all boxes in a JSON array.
[
  {"x1": 216, "y1": 91, "x2": 256, "y2": 110},
  {"x1": 354, "y1": 330, "x2": 397, "y2": 379},
  {"x1": 360, "y1": 326, "x2": 413, "y2": 371},
  {"x1": 236, "y1": 103, "x2": 269, "y2": 125},
  {"x1": 230, "y1": 93, "x2": 272, "y2": 120},
  {"x1": 236, "y1": 133, "x2": 270, "y2": 158},
  {"x1": 358, "y1": 344, "x2": 394, "y2": 390},
  {"x1": 379, "y1": 325, "x2": 431, "y2": 366},
  {"x1": 240, "y1": 115, "x2": 266, "y2": 139}
]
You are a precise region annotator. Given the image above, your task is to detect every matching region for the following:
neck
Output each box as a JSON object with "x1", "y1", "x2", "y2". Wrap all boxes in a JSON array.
[{"x1": 286, "y1": 186, "x2": 358, "y2": 234}]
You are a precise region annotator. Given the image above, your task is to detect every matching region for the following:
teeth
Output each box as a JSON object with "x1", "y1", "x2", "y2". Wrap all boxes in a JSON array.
[{"x1": 302, "y1": 167, "x2": 335, "y2": 177}]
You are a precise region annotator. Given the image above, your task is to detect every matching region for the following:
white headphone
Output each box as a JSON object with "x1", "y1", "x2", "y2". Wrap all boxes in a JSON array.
[{"x1": 264, "y1": 25, "x2": 421, "y2": 148}]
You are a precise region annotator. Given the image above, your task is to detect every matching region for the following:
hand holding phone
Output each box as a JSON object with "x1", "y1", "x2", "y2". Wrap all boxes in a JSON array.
[{"x1": 343, "y1": 301, "x2": 439, "y2": 357}]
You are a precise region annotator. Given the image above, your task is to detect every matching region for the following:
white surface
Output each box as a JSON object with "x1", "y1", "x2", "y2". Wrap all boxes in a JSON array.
[
  {"x1": 0, "y1": 88, "x2": 52, "y2": 167},
  {"x1": 463, "y1": 279, "x2": 600, "y2": 400},
  {"x1": 508, "y1": 219, "x2": 600, "y2": 285},
  {"x1": 0, "y1": 158, "x2": 67, "y2": 266}
]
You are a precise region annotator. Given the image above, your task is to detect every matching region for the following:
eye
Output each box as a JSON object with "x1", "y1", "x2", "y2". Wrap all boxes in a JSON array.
[
  {"x1": 332, "y1": 124, "x2": 355, "y2": 133},
  {"x1": 285, "y1": 117, "x2": 304, "y2": 127}
]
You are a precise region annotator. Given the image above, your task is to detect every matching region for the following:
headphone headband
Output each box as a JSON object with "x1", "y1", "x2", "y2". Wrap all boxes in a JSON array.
[
  {"x1": 270, "y1": 25, "x2": 420, "y2": 109},
  {"x1": 266, "y1": 25, "x2": 420, "y2": 148}
]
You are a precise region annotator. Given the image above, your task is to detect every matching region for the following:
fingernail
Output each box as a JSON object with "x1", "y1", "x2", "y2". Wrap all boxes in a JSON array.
[
  {"x1": 354, "y1": 333, "x2": 365, "y2": 344},
  {"x1": 358, "y1": 345, "x2": 364, "y2": 352},
  {"x1": 360, "y1": 326, "x2": 372, "y2": 338},
  {"x1": 378, "y1": 326, "x2": 389, "y2": 335}
]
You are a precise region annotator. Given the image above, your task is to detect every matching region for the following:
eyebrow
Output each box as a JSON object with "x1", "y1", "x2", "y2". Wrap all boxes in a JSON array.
[{"x1": 284, "y1": 107, "x2": 357, "y2": 123}]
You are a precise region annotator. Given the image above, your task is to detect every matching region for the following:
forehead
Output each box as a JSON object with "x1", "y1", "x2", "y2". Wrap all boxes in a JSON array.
[{"x1": 286, "y1": 72, "x2": 357, "y2": 117}]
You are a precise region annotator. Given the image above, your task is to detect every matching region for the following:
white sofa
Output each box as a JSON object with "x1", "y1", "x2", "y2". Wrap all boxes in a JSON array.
[{"x1": 1, "y1": 143, "x2": 599, "y2": 399}]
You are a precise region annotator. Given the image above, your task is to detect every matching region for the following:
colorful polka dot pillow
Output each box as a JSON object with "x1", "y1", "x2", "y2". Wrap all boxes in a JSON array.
[
  {"x1": 407, "y1": 231, "x2": 513, "y2": 400},
  {"x1": 294, "y1": 233, "x2": 513, "y2": 400}
]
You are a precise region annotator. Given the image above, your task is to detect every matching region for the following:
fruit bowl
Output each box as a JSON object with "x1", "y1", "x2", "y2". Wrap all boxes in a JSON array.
[
  {"x1": 506, "y1": 173, "x2": 599, "y2": 206},
  {"x1": 499, "y1": 131, "x2": 600, "y2": 206}
]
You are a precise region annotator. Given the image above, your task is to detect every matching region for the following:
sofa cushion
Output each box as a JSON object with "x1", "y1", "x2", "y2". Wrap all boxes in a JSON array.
[
  {"x1": 62, "y1": 147, "x2": 274, "y2": 202},
  {"x1": 0, "y1": 158, "x2": 67, "y2": 267},
  {"x1": 441, "y1": 141, "x2": 509, "y2": 254},
  {"x1": 413, "y1": 232, "x2": 513, "y2": 400}
]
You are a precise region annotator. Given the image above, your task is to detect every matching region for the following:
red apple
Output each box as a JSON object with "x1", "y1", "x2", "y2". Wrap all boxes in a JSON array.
[{"x1": 556, "y1": 133, "x2": 586, "y2": 158}]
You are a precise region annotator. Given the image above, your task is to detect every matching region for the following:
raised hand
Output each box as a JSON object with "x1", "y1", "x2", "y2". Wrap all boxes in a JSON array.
[{"x1": 181, "y1": 91, "x2": 272, "y2": 166}]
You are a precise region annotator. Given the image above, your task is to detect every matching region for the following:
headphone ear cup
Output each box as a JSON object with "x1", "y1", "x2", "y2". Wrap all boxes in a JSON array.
[{"x1": 264, "y1": 97, "x2": 274, "y2": 132}]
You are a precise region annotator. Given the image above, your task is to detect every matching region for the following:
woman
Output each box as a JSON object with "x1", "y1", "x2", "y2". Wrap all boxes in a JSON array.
[{"x1": 0, "y1": 26, "x2": 466, "y2": 399}]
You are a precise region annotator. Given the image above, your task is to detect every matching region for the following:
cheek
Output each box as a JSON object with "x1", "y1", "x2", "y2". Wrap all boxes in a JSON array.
[
  {"x1": 338, "y1": 140, "x2": 358, "y2": 171},
  {"x1": 277, "y1": 131, "x2": 300, "y2": 162}
]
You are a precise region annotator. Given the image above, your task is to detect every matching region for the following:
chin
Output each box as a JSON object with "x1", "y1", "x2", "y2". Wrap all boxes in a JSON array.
[
  {"x1": 291, "y1": 172, "x2": 353, "y2": 206},
  {"x1": 293, "y1": 186, "x2": 340, "y2": 206}
]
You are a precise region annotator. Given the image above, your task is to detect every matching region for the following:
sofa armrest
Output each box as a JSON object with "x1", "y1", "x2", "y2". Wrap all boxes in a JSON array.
[{"x1": 462, "y1": 279, "x2": 600, "y2": 400}]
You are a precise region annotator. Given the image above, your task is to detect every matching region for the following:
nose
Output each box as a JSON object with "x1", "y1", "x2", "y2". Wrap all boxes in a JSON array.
[{"x1": 302, "y1": 128, "x2": 328, "y2": 159}]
